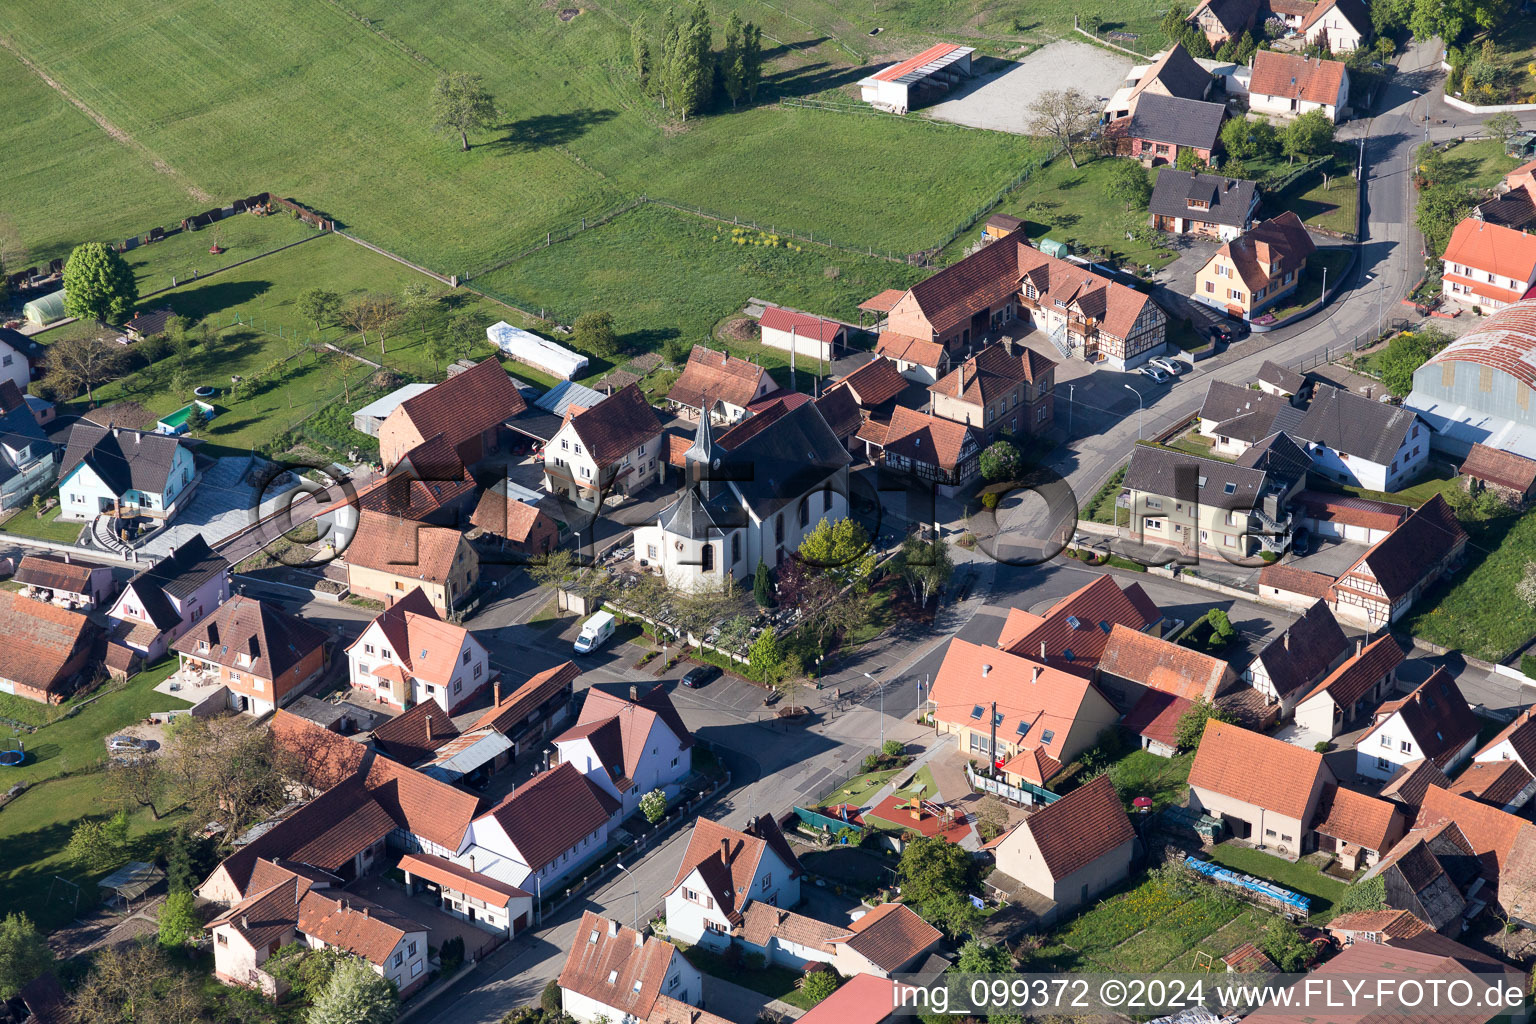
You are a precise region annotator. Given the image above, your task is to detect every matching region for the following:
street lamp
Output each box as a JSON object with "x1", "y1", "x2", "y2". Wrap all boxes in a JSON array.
[
  {"x1": 614, "y1": 861, "x2": 640, "y2": 934},
  {"x1": 863, "y1": 671, "x2": 887, "y2": 749},
  {"x1": 1123, "y1": 383, "x2": 1143, "y2": 440},
  {"x1": 1067, "y1": 383, "x2": 1075, "y2": 438}
]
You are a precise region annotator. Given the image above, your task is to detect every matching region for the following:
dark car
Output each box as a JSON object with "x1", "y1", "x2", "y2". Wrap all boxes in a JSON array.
[
  {"x1": 680, "y1": 665, "x2": 720, "y2": 689},
  {"x1": 1291, "y1": 527, "x2": 1312, "y2": 556}
]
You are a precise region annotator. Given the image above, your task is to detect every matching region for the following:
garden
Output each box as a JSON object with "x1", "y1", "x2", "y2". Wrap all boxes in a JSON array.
[{"x1": 1253, "y1": 246, "x2": 1354, "y2": 325}]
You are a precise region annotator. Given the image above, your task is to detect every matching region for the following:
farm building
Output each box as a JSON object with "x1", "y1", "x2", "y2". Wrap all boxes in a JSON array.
[
  {"x1": 858, "y1": 43, "x2": 975, "y2": 114},
  {"x1": 351, "y1": 383, "x2": 436, "y2": 437},
  {"x1": 487, "y1": 321, "x2": 588, "y2": 380},
  {"x1": 758, "y1": 305, "x2": 847, "y2": 362},
  {"x1": 1406, "y1": 299, "x2": 1536, "y2": 459}
]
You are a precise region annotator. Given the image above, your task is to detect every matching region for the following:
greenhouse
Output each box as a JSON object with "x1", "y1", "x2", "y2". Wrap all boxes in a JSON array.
[
  {"x1": 486, "y1": 320, "x2": 587, "y2": 380},
  {"x1": 22, "y1": 289, "x2": 65, "y2": 326}
]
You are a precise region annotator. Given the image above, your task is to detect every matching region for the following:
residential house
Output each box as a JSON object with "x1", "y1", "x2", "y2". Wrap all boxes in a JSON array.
[
  {"x1": 880, "y1": 405, "x2": 984, "y2": 492},
  {"x1": 398, "y1": 851, "x2": 533, "y2": 937},
  {"x1": 269, "y1": 709, "x2": 373, "y2": 792},
  {"x1": 1292, "y1": 634, "x2": 1405, "y2": 740},
  {"x1": 1103, "y1": 43, "x2": 1215, "y2": 121},
  {"x1": 996, "y1": 573, "x2": 1164, "y2": 677},
  {"x1": 875, "y1": 332, "x2": 951, "y2": 384},
  {"x1": 555, "y1": 683, "x2": 694, "y2": 818},
  {"x1": 1256, "y1": 360, "x2": 1307, "y2": 400},
  {"x1": 344, "y1": 509, "x2": 480, "y2": 615},
  {"x1": 543, "y1": 384, "x2": 664, "y2": 510},
  {"x1": 1187, "y1": 720, "x2": 1337, "y2": 857},
  {"x1": 470, "y1": 482, "x2": 561, "y2": 557},
  {"x1": 1242, "y1": 600, "x2": 1350, "y2": 718},
  {"x1": 1149, "y1": 170, "x2": 1261, "y2": 241},
  {"x1": 1327, "y1": 909, "x2": 1511, "y2": 970},
  {"x1": 883, "y1": 230, "x2": 1024, "y2": 351},
  {"x1": 1195, "y1": 380, "x2": 1305, "y2": 457},
  {"x1": 467, "y1": 662, "x2": 581, "y2": 762},
  {"x1": 1473, "y1": 708, "x2": 1536, "y2": 779},
  {"x1": 667, "y1": 346, "x2": 777, "y2": 424},
  {"x1": 1120, "y1": 93, "x2": 1226, "y2": 168},
  {"x1": 558, "y1": 911, "x2": 704, "y2": 1024},
  {"x1": 12, "y1": 553, "x2": 115, "y2": 609},
  {"x1": 735, "y1": 904, "x2": 845, "y2": 969},
  {"x1": 370, "y1": 699, "x2": 461, "y2": 766},
  {"x1": 1379, "y1": 759, "x2": 1453, "y2": 813},
  {"x1": 0, "y1": 592, "x2": 97, "y2": 704},
  {"x1": 814, "y1": 385, "x2": 866, "y2": 454},
  {"x1": 1256, "y1": 562, "x2": 1337, "y2": 612},
  {"x1": 1355, "y1": 669, "x2": 1480, "y2": 781},
  {"x1": 758, "y1": 305, "x2": 847, "y2": 362},
  {"x1": 1412, "y1": 784, "x2": 1536, "y2": 927},
  {"x1": 57, "y1": 424, "x2": 197, "y2": 522},
  {"x1": 351, "y1": 383, "x2": 436, "y2": 438},
  {"x1": 122, "y1": 307, "x2": 176, "y2": 341},
  {"x1": 1095, "y1": 625, "x2": 1236, "y2": 712},
  {"x1": 1441, "y1": 218, "x2": 1536, "y2": 311},
  {"x1": 1329, "y1": 494, "x2": 1467, "y2": 628},
  {"x1": 930, "y1": 638, "x2": 1121, "y2": 786},
  {"x1": 664, "y1": 815, "x2": 802, "y2": 947},
  {"x1": 635, "y1": 400, "x2": 850, "y2": 590},
  {"x1": 927, "y1": 337, "x2": 1056, "y2": 441},
  {"x1": 1121, "y1": 433, "x2": 1309, "y2": 559},
  {"x1": 345, "y1": 586, "x2": 491, "y2": 713},
  {"x1": 1362, "y1": 823, "x2": 1473, "y2": 932},
  {"x1": 0, "y1": 383, "x2": 57, "y2": 511},
  {"x1": 1299, "y1": 0, "x2": 1371, "y2": 51},
  {"x1": 1311, "y1": 784, "x2": 1405, "y2": 871},
  {"x1": 0, "y1": 326, "x2": 41, "y2": 393},
  {"x1": 827, "y1": 904, "x2": 942, "y2": 978},
  {"x1": 1296, "y1": 384, "x2": 1428, "y2": 491},
  {"x1": 107, "y1": 535, "x2": 230, "y2": 662},
  {"x1": 1460, "y1": 442, "x2": 1536, "y2": 505},
  {"x1": 1187, "y1": 0, "x2": 1261, "y2": 46},
  {"x1": 1248, "y1": 51, "x2": 1351, "y2": 122},
  {"x1": 171, "y1": 596, "x2": 329, "y2": 716},
  {"x1": 455, "y1": 761, "x2": 619, "y2": 892},
  {"x1": 1120, "y1": 689, "x2": 1193, "y2": 757},
  {"x1": 1450, "y1": 760, "x2": 1536, "y2": 812},
  {"x1": 1015, "y1": 244, "x2": 1168, "y2": 370},
  {"x1": 1193, "y1": 212, "x2": 1317, "y2": 321},
  {"x1": 378, "y1": 357, "x2": 526, "y2": 468},
  {"x1": 989, "y1": 775, "x2": 1135, "y2": 911},
  {"x1": 825, "y1": 356, "x2": 910, "y2": 437}
]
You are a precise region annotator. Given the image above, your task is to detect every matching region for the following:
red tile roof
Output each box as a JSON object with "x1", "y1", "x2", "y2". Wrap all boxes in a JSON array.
[
  {"x1": 471, "y1": 489, "x2": 559, "y2": 547},
  {"x1": 355, "y1": 434, "x2": 475, "y2": 522},
  {"x1": 13, "y1": 554, "x2": 96, "y2": 594},
  {"x1": 929, "y1": 341, "x2": 1054, "y2": 408},
  {"x1": 296, "y1": 889, "x2": 423, "y2": 966},
  {"x1": 668, "y1": 346, "x2": 773, "y2": 412},
  {"x1": 859, "y1": 289, "x2": 908, "y2": 313},
  {"x1": 560, "y1": 911, "x2": 679, "y2": 1020},
  {"x1": 1301, "y1": 634, "x2": 1404, "y2": 709},
  {"x1": 882, "y1": 405, "x2": 979, "y2": 473},
  {"x1": 1249, "y1": 50, "x2": 1348, "y2": 106},
  {"x1": 831, "y1": 356, "x2": 908, "y2": 408},
  {"x1": 875, "y1": 332, "x2": 948, "y2": 368},
  {"x1": 1296, "y1": 491, "x2": 1412, "y2": 532},
  {"x1": 0, "y1": 592, "x2": 95, "y2": 696},
  {"x1": 171, "y1": 595, "x2": 328, "y2": 683},
  {"x1": 270, "y1": 709, "x2": 371, "y2": 791},
  {"x1": 555, "y1": 684, "x2": 694, "y2": 788},
  {"x1": 1121, "y1": 689, "x2": 1193, "y2": 749},
  {"x1": 1188, "y1": 720, "x2": 1329, "y2": 820},
  {"x1": 1450, "y1": 759, "x2": 1534, "y2": 807},
  {"x1": 999, "y1": 745, "x2": 1065, "y2": 785},
  {"x1": 1097, "y1": 625, "x2": 1230, "y2": 702},
  {"x1": 738, "y1": 902, "x2": 846, "y2": 951},
  {"x1": 397, "y1": 851, "x2": 529, "y2": 906},
  {"x1": 363, "y1": 754, "x2": 482, "y2": 851},
  {"x1": 1474, "y1": 708, "x2": 1536, "y2": 768},
  {"x1": 372, "y1": 699, "x2": 461, "y2": 765},
  {"x1": 344, "y1": 588, "x2": 477, "y2": 690},
  {"x1": 1001, "y1": 775, "x2": 1134, "y2": 881},
  {"x1": 1257, "y1": 562, "x2": 1336, "y2": 599},
  {"x1": 1379, "y1": 759, "x2": 1453, "y2": 808},
  {"x1": 998, "y1": 574, "x2": 1163, "y2": 676},
  {"x1": 758, "y1": 305, "x2": 843, "y2": 344},
  {"x1": 473, "y1": 662, "x2": 581, "y2": 734},
  {"x1": 1210, "y1": 212, "x2": 1317, "y2": 291},
  {"x1": 564, "y1": 384, "x2": 663, "y2": 464},
  {"x1": 794, "y1": 974, "x2": 896, "y2": 1024},
  {"x1": 902, "y1": 230, "x2": 1028, "y2": 337},
  {"x1": 479, "y1": 761, "x2": 619, "y2": 872},
  {"x1": 1313, "y1": 784, "x2": 1402, "y2": 852},
  {"x1": 345, "y1": 509, "x2": 469, "y2": 584},
  {"x1": 1336, "y1": 494, "x2": 1467, "y2": 604},
  {"x1": 392, "y1": 358, "x2": 525, "y2": 461},
  {"x1": 1461, "y1": 442, "x2": 1536, "y2": 494},
  {"x1": 1416, "y1": 784, "x2": 1532, "y2": 877},
  {"x1": 670, "y1": 816, "x2": 803, "y2": 924},
  {"x1": 1018, "y1": 244, "x2": 1159, "y2": 341},
  {"x1": 1444, "y1": 218, "x2": 1536, "y2": 285},
  {"x1": 837, "y1": 903, "x2": 941, "y2": 972}
]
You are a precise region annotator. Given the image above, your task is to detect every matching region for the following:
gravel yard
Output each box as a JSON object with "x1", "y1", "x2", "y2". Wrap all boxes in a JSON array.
[{"x1": 925, "y1": 41, "x2": 1132, "y2": 134}]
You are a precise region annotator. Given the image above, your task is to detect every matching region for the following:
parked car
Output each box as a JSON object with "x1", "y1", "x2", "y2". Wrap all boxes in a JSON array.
[
  {"x1": 1140, "y1": 366, "x2": 1171, "y2": 383},
  {"x1": 1292, "y1": 527, "x2": 1312, "y2": 556},
  {"x1": 680, "y1": 665, "x2": 720, "y2": 689},
  {"x1": 1149, "y1": 357, "x2": 1184, "y2": 376},
  {"x1": 573, "y1": 610, "x2": 616, "y2": 655},
  {"x1": 107, "y1": 735, "x2": 148, "y2": 752},
  {"x1": 1207, "y1": 323, "x2": 1235, "y2": 343}
]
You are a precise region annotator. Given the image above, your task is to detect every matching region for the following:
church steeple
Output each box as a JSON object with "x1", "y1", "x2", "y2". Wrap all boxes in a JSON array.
[{"x1": 685, "y1": 410, "x2": 717, "y2": 499}]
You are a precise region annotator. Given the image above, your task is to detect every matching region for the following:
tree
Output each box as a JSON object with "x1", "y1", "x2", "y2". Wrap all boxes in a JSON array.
[
  {"x1": 0, "y1": 913, "x2": 53, "y2": 1000},
  {"x1": 63, "y1": 242, "x2": 139, "y2": 325},
  {"x1": 979, "y1": 439, "x2": 1023, "y2": 481},
  {"x1": 72, "y1": 943, "x2": 206, "y2": 1024},
  {"x1": 158, "y1": 890, "x2": 199, "y2": 948},
  {"x1": 66, "y1": 813, "x2": 130, "y2": 873},
  {"x1": 639, "y1": 788, "x2": 667, "y2": 824},
  {"x1": 46, "y1": 335, "x2": 127, "y2": 404},
  {"x1": 106, "y1": 754, "x2": 167, "y2": 820},
  {"x1": 742, "y1": 23, "x2": 764, "y2": 102},
  {"x1": 800, "y1": 968, "x2": 840, "y2": 1005},
  {"x1": 161, "y1": 715, "x2": 300, "y2": 838},
  {"x1": 749, "y1": 626, "x2": 785, "y2": 685},
  {"x1": 797, "y1": 516, "x2": 876, "y2": 587},
  {"x1": 1206, "y1": 608, "x2": 1234, "y2": 646},
  {"x1": 1416, "y1": 181, "x2": 1473, "y2": 258},
  {"x1": 185, "y1": 405, "x2": 208, "y2": 434},
  {"x1": 955, "y1": 938, "x2": 1012, "y2": 974},
  {"x1": 721, "y1": 13, "x2": 747, "y2": 108},
  {"x1": 1409, "y1": 0, "x2": 1462, "y2": 43},
  {"x1": 296, "y1": 288, "x2": 342, "y2": 334},
  {"x1": 1174, "y1": 696, "x2": 1236, "y2": 749},
  {"x1": 431, "y1": 71, "x2": 497, "y2": 151},
  {"x1": 369, "y1": 294, "x2": 404, "y2": 358},
  {"x1": 572, "y1": 310, "x2": 620, "y2": 358},
  {"x1": 920, "y1": 890, "x2": 984, "y2": 937},
  {"x1": 898, "y1": 834, "x2": 972, "y2": 904},
  {"x1": 1105, "y1": 159, "x2": 1152, "y2": 212},
  {"x1": 400, "y1": 282, "x2": 435, "y2": 321},
  {"x1": 1175, "y1": 147, "x2": 1207, "y2": 172},
  {"x1": 1261, "y1": 918, "x2": 1314, "y2": 971},
  {"x1": 973, "y1": 795, "x2": 1010, "y2": 842},
  {"x1": 447, "y1": 311, "x2": 481, "y2": 360},
  {"x1": 1377, "y1": 326, "x2": 1449, "y2": 397},
  {"x1": 894, "y1": 534, "x2": 953, "y2": 608},
  {"x1": 753, "y1": 559, "x2": 772, "y2": 607},
  {"x1": 1026, "y1": 89, "x2": 1096, "y2": 168},
  {"x1": 308, "y1": 956, "x2": 398, "y2": 1024},
  {"x1": 1281, "y1": 109, "x2": 1335, "y2": 162},
  {"x1": 1181, "y1": 26, "x2": 1214, "y2": 57},
  {"x1": 1160, "y1": 2, "x2": 1192, "y2": 41},
  {"x1": 1373, "y1": 0, "x2": 1414, "y2": 34},
  {"x1": 632, "y1": 17, "x2": 652, "y2": 92},
  {"x1": 1486, "y1": 112, "x2": 1522, "y2": 149},
  {"x1": 1336, "y1": 875, "x2": 1387, "y2": 915}
]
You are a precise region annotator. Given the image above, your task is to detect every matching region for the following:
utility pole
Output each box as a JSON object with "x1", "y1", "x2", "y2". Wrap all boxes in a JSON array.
[
  {"x1": 1068, "y1": 383, "x2": 1075, "y2": 438},
  {"x1": 789, "y1": 325, "x2": 798, "y2": 394},
  {"x1": 989, "y1": 700, "x2": 998, "y2": 775}
]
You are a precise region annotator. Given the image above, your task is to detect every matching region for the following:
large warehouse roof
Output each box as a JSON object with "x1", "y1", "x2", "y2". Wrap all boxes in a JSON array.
[
  {"x1": 1422, "y1": 299, "x2": 1536, "y2": 392},
  {"x1": 870, "y1": 43, "x2": 975, "y2": 84}
]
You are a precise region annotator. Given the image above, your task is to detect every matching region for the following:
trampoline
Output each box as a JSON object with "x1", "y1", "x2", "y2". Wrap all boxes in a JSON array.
[{"x1": 0, "y1": 750, "x2": 24, "y2": 767}]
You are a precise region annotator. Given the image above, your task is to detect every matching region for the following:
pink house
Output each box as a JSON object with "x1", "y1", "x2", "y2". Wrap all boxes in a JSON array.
[{"x1": 106, "y1": 536, "x2": 230, "y2": 663}]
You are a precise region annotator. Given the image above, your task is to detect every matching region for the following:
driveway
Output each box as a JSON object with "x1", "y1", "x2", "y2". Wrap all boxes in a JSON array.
[
  {"x1": 129, "y1": 456, "x2": 299, "y2": 558},
  {"x1": 349, "y1": 875, "x2": 504, "y2": 962},
  {"x1": 1278, "y1": 538, "x2": 1369, "y2": 578},
  {"x1": 925, "y1": 42, "x2": 1131, "y2": 133}
]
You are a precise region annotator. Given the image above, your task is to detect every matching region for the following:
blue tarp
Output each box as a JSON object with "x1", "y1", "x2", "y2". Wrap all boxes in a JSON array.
[{"x1": 1184, "y1": 855, "x2": 1311, "y2": 914}]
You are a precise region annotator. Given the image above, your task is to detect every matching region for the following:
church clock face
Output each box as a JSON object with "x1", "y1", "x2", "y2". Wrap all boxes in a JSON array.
[{"x1": 711, "y1": 458, "x2": 721, "y2": 470}]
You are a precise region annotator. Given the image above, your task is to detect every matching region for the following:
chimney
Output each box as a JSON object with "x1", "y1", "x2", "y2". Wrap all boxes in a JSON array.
[
  {"x1": 425, "y1": 715, "x2": 434, "y2": 742},
  {"x1": 1032, "y1": 666, "x2": 1042, "y2": 684},
  {"x1": 113, "y1": 427, "x2": 120, "y2": 438},
  {"x1": 630, "y1": 684, "x2": 638, "y2": 701},
  {"x1": 608, "y1": 919, "x2": 619, "y2": 937},
  {"x1": 1283, "y1": 632, "x2": 1290, "y2": 652},
  {"x1": 208, "y1": 622, "x2": 220, "y2": 647},
  {"x1": 1040, "y1": 641, "x2": 1047, "y2": 660},
  {"x1": 958, "y1": 363, "x2": 966, "y2": 396},
  {"x1": 721, "y1": 837, "x2": 731, "y2": 863},
  {"x1": 470, "y1": 854, "x2": 476, "y2": 871},
  {"x1": 1356, "y1": 638, "x2": 1363, "y2": 656},
  {"x1": 982, "y1": 664, "x2": 992, "y2": 677},
  {"x1": 362, "y1": 907, "x2": 370, "y2": 918},
  {"x1": 635, "y1": 932, "x2": 644, "y2": 947},
  {"x1": 493, "y1": 680, "x2": 501, "y2": 706},
  {"x1": 134, "y1": 432, "x2": 141, "y2": 444},
  {"x1": 63, "y1": 552, "x2": 70, "y2": 563}
]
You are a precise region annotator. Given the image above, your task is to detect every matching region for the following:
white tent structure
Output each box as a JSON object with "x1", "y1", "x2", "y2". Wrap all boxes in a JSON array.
[{"x1": 487, "y1": 321, "x2": 588, "y2": 380}]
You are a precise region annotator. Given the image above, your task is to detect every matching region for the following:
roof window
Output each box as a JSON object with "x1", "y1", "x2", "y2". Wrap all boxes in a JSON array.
[
  {"x1": 1017, "y1": 721, "x2": 1031, "y2": 737},
  {"x1": 1040, "y1": 729, "x2": 1056, "y2": 744},
  {"x1": 1066, "y1": 615, "x2": 1083, "y2": 630},
  {"x1": 608, "y1": 971, "x2": 619, "y2": 984},
  {"x1": 1099, "y1": 621, "x2": 1112, "y2": 633},
  {"x1": 993, "y1": 711, "x2": 1005, "y2": 727},
  {"x1": 1224, "y1": 482, "x2": 1237, "y2": 494},
  {"x1": 970, "y1": 705, "x2": 984, "y2": 720},
  {"x1": 1063, "y1": 649, "x2": 1075, "y2": 661}
]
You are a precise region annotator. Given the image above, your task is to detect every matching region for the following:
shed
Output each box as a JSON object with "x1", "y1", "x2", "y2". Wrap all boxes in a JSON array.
[
  {"x1": 486, "y1": 321, "x2": 588, "y2": 380},
  {"x1": 1038, "y1": 238, "x2": 1071, "y2": 260},
  {"x1": 351, "y1": 383, "x2": 435, "y2": 437},
  {"x1": 23, "y1": 290, "x2": 66, "y2": 326},
  {"x1": 858, "y1": 43, "x2": 975, "y2": 114},
  {"x1": 98, "y1": 861, "x2": 164, "y2": 909},
  {"x1": 985, "y1": 213, "x2": 1024, "y2": 240}
]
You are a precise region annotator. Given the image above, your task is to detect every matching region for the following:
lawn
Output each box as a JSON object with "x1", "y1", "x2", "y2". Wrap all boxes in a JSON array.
[
  {"x1": 474, "y1": 204, "x2": 926, "y2": 357},
  {"x1": 1258, "y1": 246, "x2": 1354, "y2": 323},
  {"x1": 820, "y1": 769, "x2": 900, "y2": 808},
  {"x1": 1083, "y1": 465, "x2": 1128, "y2": 526},
  {"x1": 1436, "y1": 138, "x2": 1521, "y2": 193},
  {"x1": 1446, "y1": 21, "x2": 1536, "y2": 106},
  {"x1": 1106, "y1": 749, "x2": 1193, "y2": 811},
  {"x1": 1307, "y1": 464, "x2": 1460, "y2": 508},
  {"x1": 118, "y1": 211, "x2": 321, "y2": 301},
  {"x1": 1208, "y1": 843, "x2": 1347, "y2": 917},
  {"x1": 675, "y1": 942, "x2": 807, "y2": 1005},
  {"x1": 1401, "y1": 504, "x2": 1536, "y2": 663},
  {"x1": 0, "y1": 502, "x2": 85, "y2": 544},
  {"x1": 1273, "y1": 170, "x2": 1360, "y2": 237},
  {"x1": 1165, "y1": 434, "x2": 1235, "y2": 463}
]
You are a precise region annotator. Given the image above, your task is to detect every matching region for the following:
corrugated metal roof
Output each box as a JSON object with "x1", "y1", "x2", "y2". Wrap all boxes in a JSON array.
[{"x1": 871, "y1": 43, "x2": 974, "y2": 84}]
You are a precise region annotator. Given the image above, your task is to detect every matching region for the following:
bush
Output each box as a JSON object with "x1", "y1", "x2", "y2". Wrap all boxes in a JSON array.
[
  {"x1": 881, "y1": 739, "x2": 904, "y2": 758},
  {"x1": 980, "y1": 491, "x2": 1001, "y2": 510},
  {"x1": 541, "y1": 979, "x2": 562, "y2": 1013},
  {"x1": 440, "y1": 935, "x2": 465, "y2": 972},
  {"x1": 800, "y1": 966, "x2": 840, "y2": 1005}
]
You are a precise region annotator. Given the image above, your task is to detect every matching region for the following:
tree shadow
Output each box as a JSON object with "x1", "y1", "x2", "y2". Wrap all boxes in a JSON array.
[
  {"x1": 759, "y1": 37, "x2": 830, "y2": 62},
  {"x1": 623, "y1": 327, "x2": 679, "y2": 351},
  {"x1": 163, "y1": 279, "x2": 273, "y2": 322},
  {"x1": 762, "y1": 61, "x2": 871, "y2": 100},
  {"x1": 488, "y1": 109, "x2": 618, "y2": 152}
]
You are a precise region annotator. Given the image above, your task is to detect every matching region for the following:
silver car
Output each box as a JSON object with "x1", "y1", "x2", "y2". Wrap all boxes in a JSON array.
[
  {"x1": 1139, "y1": 366, "x2": 1171, "y2": 383},
  {"x1": 1149, "y1": 357, "x2": 1184, "y2": 376}
]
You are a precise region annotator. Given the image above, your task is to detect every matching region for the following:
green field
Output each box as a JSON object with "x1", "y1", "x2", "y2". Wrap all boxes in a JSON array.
[{"x1": 1402, "y1": 504, "x2": 1536, "y2": 663}]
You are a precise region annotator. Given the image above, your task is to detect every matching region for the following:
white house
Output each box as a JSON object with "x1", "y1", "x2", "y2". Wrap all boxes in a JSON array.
[
  {"x1": 554, "y1": 684, "x2": 694, "y2": 819},
  {"x1": 559, "y1": 912, "x2": 704, "y2": 1024},
  {"x1": 827, "y1": 903, "x2": 943, "y2": 978},
  {"x1": 665, "y1": 816, "x2": 802, "y2": 947},
  {"x1": 1440, "y1": 218, "x2": 1536, "y2": 312},
  {"x1": 1291, "y1": 635, "x2": 1404, "y2": 742},
  {"x1": 398, "y1": 851, "x2": 534, "y2": 937},
  {"x1": 0, "y1": 327, "x2": 40, "y2": 394},
  {"x1": 1300, "y1": 0, "x2": 1370, "y2": 53},
  {"x1": 758, "y1": 305, "x2": 847, "y2": 363},
  {"x1": 1296, "y1": 385, "x2": 1429, "y2": 493},
  {"x1": 989, "y1": 775, "x2": 1136, "y2": 912},
  {"x1": 106, "y1": 535, "x2": 230, "y2": 662},
  {"x1": 344, "y1": 586, "x2": 491, "y2": 714},
  {"x1": 58, "y1": 423, "x2": 198, "y2": 522},
  {"x1": 1248, "y1": 51, "x2": 1350, "y2": 123},
  {"x1": 454, "y1": 761, "x2": 619, "y2": 893},
  {"x1": 1474, "y1": 709, "x2": 1536, "y2": 777},
  {"x1": 634, "y1": 399, "x2": 851, "y2": 592},
  {"x1": 666, "y1": 346, "x2": 777, "y2": 425},
  {"x1": 1355, "y1": 669, "x2": 1480, "y2": 782},
  {"x1": 542, "y1": 384, "x2": 663, "y2": 511}
]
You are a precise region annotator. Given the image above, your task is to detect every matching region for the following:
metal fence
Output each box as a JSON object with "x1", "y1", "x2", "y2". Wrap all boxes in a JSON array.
[
  {"x1": 966, "y1": 764, "x2": 1060, "y2": 806},
  {"x1": 1287, "y1": 317, "x2": 1411, "y2": 374}
]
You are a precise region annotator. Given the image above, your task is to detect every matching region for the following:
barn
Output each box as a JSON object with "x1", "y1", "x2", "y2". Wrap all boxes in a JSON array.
[
  {"x1": 758, "y1": 305, "x2": 846, "y2": 362},
  {"x1": 858, "y1": 43, "x2": 975, "y2": 114},
  {"x1": 1406, "y1": 299, "x2": 1536, "y2": 459}
]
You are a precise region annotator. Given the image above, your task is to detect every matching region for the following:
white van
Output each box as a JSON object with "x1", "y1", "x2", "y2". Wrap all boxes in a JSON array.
[{"x1": 573, "y1": 610, "x2": 616, "y2": 655}]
